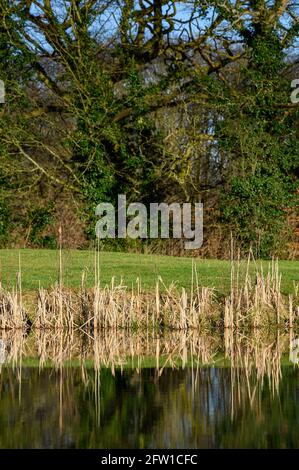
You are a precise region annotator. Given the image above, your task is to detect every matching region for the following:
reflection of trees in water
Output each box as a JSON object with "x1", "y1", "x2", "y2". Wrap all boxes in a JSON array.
[
  {"x1": 0, "y1": 367, "x2": 77, "y2": 448},
  {"x1": 0, "y1": 367, "x2": 298, "y2": 448},
  {"x1": 216, "y1": 367, "x2": 299, "y2": 448},
  {"x1": 145, "y1": 368, "x2": 233, "y2": 448},
  {"x1": 0, "y1": 330, "x2": 298, "y2": 448}
]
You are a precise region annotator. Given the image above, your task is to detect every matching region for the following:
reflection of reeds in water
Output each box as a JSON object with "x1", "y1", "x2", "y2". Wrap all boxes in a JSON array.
[
  {"x1": 0, "y1": 329, "x2": 221, "y2": 372},
  {"x1": 0, "y1": 328, "x2": 293, "y2": 379},
  {"x1": 225, "y1": 329, "x2": 287, "y2": 418},
  {"x1": 0, "y1": 329, "x2": 297, "y2": 429},
  {"x1": 36, "y1": 329, "x2": 79, "y2": 369},
  {"x1": 0, "y1": 329, "x2": 26, "y2": 368}
]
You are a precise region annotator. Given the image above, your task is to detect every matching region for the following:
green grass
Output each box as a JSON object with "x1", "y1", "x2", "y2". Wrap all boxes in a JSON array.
[{"x1": 0, "y1": 249, "x2": 298, "y2": 295}]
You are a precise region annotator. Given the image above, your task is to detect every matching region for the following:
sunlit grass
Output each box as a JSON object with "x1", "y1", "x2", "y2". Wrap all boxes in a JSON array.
[{"x1": 0, "y1": 248, "x2": 298, "y2": 295}]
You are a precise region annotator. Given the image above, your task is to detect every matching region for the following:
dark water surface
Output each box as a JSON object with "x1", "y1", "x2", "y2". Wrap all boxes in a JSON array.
[
  {"x1": 0, "y1": 330, "x2": 298, "y2": 448},
  {"x1": 0, "y1": 364, "x2": 298, "y2": 448}
]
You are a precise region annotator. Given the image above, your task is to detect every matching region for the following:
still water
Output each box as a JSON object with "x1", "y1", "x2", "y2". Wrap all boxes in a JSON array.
[{"x1": 0, "y1": 331, "x2": 298, "y2": 448}]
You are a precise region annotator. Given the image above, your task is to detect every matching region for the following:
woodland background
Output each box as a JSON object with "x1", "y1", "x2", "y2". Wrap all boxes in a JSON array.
[{"x1": 0, "y1": 0, "x2": 298, "y2": 258}]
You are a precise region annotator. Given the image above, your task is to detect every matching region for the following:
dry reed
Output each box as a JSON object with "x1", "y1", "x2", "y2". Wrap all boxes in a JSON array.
[
  {"x1": 0, "y1": 286, "x2": 29, "y2": 330},
  {"x1": 224, "y1": 254, "x2": 297, "y2": 328},
  {"x1": 0, "y1": 254, "x2": 298, "y2": 331}
]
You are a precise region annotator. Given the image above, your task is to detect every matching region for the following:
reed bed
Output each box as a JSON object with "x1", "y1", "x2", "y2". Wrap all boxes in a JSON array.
[
  {"x1": 33, "y1": 260, "x2": 299, "y2": 330},
  {"x1": 224, "y1": 257, "x2": 299, "y2": 328},
  {"x1": 0, "y1": 256, "x2": 298, "y2": 331},
  {"x1": 77, "y1": 275, "x2": 218, "y2": 331},
  {"x1": 0, "y1": 286, "x2": 29, "y2": 330},
  {"x1": 36, "y1": 285, "x2": 78, "y2": 329}
]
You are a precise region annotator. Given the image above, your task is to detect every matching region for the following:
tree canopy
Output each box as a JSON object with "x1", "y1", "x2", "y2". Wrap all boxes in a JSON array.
[{"x1": 0, "y1": 1, "x2": 298, "y2": 256}]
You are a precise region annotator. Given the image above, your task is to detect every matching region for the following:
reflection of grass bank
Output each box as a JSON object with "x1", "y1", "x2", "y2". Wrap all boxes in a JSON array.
[
  {"x1": 0, "y1": 249, "x2": 298, "y2": 294},
  {"x1": 3, "y1": 355, "x2": 296, "y2": 369},
  {"x1": 0, "y1": 329, "x2": 294, "y2": 371},
  {"x1": 0, "y1": 329, "x2": 296, "y2": 409}
]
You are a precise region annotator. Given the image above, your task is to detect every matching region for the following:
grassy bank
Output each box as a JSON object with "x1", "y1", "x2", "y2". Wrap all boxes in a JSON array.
[{"x1": 0, "y1": 249, "x2": 298, "y2": 295}]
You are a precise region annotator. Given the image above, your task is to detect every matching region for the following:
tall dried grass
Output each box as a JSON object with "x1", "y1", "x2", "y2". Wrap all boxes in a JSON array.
[
  {"x1": 224, "y1": 254, "x2": 298, "y2": 328},
  {"x1": 0, "y1": 288, "x2": 28, "y2": 329},
  {"x1": 0, "y1": 252, "x2": 298, "y2": 330},
  {"x1": 35, "y1": 285, "x2": 77, "y2": 329},
  {"x1": 76, "y1": 274, "x2": 218, "y2": 331}
]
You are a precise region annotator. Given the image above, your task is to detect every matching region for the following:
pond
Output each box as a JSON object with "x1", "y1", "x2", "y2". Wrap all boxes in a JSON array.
[{"x1": 0, "y1": 330, "x2": 298, "y2": 448}]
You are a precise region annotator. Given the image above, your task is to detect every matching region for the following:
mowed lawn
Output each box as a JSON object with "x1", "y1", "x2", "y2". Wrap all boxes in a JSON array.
[{"x1": 0, "y1": 249, "x2": 298, "y2": 295}]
